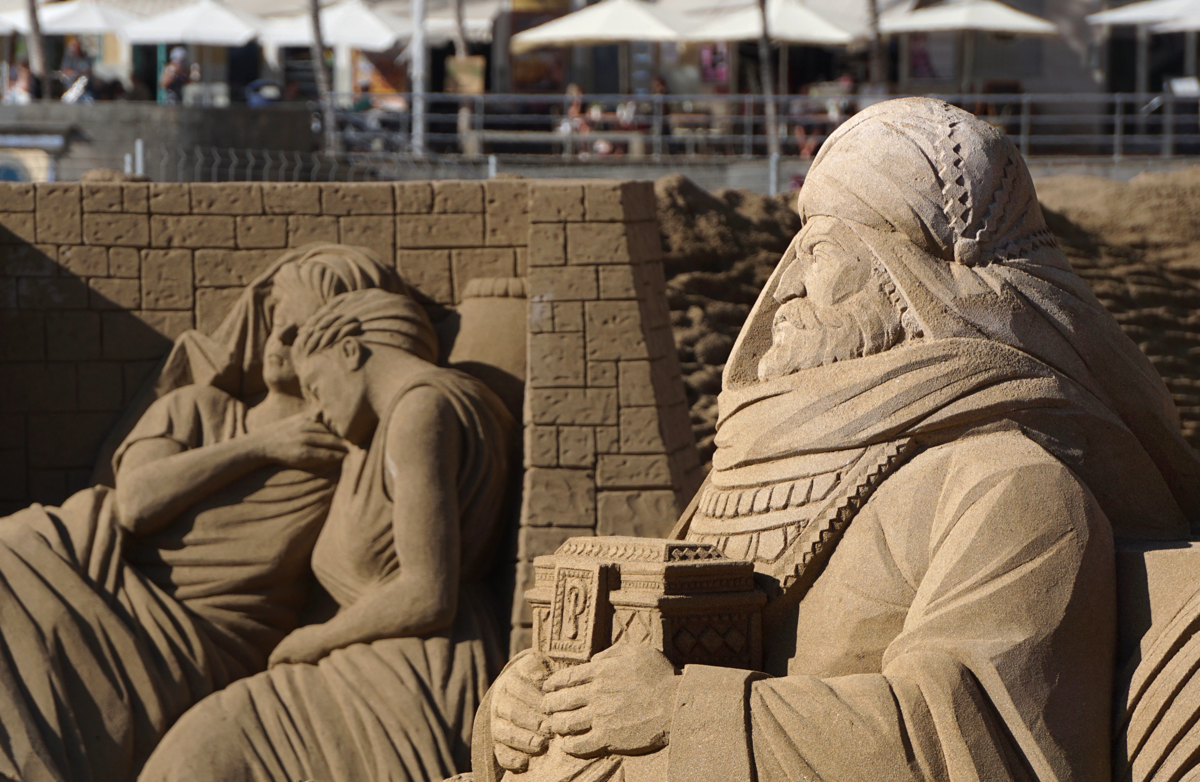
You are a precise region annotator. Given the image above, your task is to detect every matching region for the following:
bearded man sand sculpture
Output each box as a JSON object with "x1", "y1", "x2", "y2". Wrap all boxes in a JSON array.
[{"x1": 482, "y1": 98, "x2": 1200, "y2": 782}]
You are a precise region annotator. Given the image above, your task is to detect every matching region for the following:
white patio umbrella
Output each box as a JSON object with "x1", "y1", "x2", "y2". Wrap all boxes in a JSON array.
[
  {"x1": 0, "y1": 0, "x2": 138, "y2": 34},
  {"x1": 682, "y1": 0, "x2": 853, "y2": 45},
  {"x1": 1153, "y1": 10, "x2": 1200, "y2": 30},
  {"x1": 261, "y1": 0, "x2": 409, "y2": 51},
  {"x1": 881, "y1": 0, "x2": 1057, "y2": 93},
  {"x1": 510, "y1": 0, "x2": 684, "y2": 54},
  {"x1": 122, "y1": 0, "x2": 264, "y2": 46},
  {"x1": 1088, "y1": 0, "x2": 1200, "y2": 26}
]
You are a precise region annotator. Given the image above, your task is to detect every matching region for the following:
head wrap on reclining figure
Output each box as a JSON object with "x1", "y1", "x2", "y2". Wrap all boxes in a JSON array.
[{"x1": 295, "y1": 288, "x2": 439, "y2": 366}]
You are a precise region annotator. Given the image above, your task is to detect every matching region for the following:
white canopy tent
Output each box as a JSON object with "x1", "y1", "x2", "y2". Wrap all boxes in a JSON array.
[
  {"x1": 881, "y1": 0, "x2": 1058, "y2": 92},
  {"x1": 1153, "y1": 10, "x2": 1200, "y2": 30},
  {"x1": 1, "y1": 0, "x2": 138, "y2": 34},
  {"x1": 260, "y1": 0, "x2": 409, "y2": 51},
  {"x1": 681, "y1": 0, "x2": 853, "y2": 45},
  {"x1": 510, "y1": 0, "x2": 685, "y2": 54},
  {"x1": 1087, "y1": 0, "x2": 1200, "y2": 91},
  {"x1": 122, "y1": 0, "x2": 263, "y2": 46}
]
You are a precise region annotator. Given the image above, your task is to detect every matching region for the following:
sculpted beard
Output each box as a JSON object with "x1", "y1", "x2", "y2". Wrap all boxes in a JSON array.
[{"x1": 757, "y1": 276, "x2": 905, "y2": 381}]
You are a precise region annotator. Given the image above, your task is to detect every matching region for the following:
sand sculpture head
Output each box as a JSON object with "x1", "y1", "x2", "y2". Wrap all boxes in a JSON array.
[{"x1": 294, "y1": 288, "x2": 439, "y2": 442}]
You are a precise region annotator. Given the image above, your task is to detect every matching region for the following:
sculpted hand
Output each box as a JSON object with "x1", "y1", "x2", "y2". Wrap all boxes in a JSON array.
[
  {"x1": 268, "y1": 625, "x2": 330, "y2": 667},
  {"x1": 542, "y1": 643, "x2": 679, "y2": 758},
  {"x1": 258, "y1": 411, "x2": 348, "y2": 471},
  {"x1": 490, "y1": 652, "x2": 554, "y2": 772}
]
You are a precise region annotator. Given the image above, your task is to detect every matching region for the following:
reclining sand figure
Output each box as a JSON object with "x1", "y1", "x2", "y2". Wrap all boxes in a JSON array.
[
  {"x1": 0, "y1": 244, "x2": 401, "y2": 782},
  {"x1": 138, "y1": 288, "x2": 515, "y2": 782},
  {"x1": 480, "y1": 98, "x2": 1200, "y2": 782}
]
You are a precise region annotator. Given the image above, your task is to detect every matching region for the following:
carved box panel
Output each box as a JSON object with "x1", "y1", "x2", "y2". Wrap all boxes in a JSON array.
[{"x1": 526, "y1": 536, "x2": 767, "y2": 670}]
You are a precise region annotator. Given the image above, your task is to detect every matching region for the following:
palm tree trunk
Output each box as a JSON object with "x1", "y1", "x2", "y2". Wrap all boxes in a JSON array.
[
  {"x1": 309, "y1": 0, "x2": 339, "y2": 154},
  {"x1": 25, "y1": 0, "x2": 45, "y2": 100},
  {"x1": 868, "y1": 0, "x2": 886, "y2": 86}
]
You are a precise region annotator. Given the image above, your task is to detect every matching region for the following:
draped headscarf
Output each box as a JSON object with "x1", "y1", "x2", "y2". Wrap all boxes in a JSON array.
[
  {"x1": 92, "y1": 243, "x2": 405, "y2": 486},
  {"x1": 711, "y1": 98, "x2": 1200, "y2": 545},
  {"x1": 296, "y1": 288, "x2": 440, "y2": 366}
]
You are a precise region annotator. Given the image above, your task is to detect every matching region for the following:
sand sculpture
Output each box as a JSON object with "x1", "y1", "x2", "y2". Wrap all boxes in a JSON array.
[{"x1": 478, "y1": 98, "x2": 1200, "y2": 782}]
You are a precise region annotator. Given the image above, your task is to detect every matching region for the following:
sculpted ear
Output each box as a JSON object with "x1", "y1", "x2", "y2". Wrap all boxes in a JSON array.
[{"x1": 339, "y1": 337, "x2": 366, "y2": 370}]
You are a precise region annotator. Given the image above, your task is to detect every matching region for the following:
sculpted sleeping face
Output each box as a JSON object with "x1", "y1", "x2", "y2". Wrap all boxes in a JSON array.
[
  {"x1": 297, "y1": 338, "x2": 373, "y2": 443},
  {"x1": 757, "y1": 215, "x2": 906, "y2": 381}
]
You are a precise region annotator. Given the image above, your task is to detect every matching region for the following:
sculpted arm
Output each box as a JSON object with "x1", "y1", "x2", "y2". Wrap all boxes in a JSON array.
[{"x1": 270, "y1": 388, "x2": 462, "y2": 665}]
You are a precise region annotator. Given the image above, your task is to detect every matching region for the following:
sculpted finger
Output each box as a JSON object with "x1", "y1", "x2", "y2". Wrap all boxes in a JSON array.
[
  {"x1": 494, "y1": 694, "x2": 550, "y2": 734},
  {"x1": 494, "y1": 744, "x2": 532, "y2": 773},
  {"x1": 299, "y1": 434, "x2": 349, "y2": 451},
  {"x1": 543, "y1": 663, "x2": 596, "y2": 693},
  {"x1": 541, "y1": 685, "x2": 592, "y2": 714},
  {"x1": 559, "y1": 732, "x2": 608, "y2": 759},
  {"x1": 492, "y1": 717, "x2": 549, "y2": 755},
  {"x1": 549, "y1": 708, "x2": 592, "y2": 736}
]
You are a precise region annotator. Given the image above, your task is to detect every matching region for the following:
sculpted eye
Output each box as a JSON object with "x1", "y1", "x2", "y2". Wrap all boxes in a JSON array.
[{"x1": 278, "y1": 324, "x2": 300, "y2": 346}]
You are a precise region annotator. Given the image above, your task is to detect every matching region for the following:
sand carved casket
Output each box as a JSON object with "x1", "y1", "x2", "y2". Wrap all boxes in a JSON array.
[{"x1": 527, "y1": 537, "x2": 767, "y2": 670}]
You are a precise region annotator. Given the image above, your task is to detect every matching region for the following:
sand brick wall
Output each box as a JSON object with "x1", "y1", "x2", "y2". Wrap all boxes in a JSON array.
[{"x1": 0, "y1": 180, "x2": 701, "y2": 646}]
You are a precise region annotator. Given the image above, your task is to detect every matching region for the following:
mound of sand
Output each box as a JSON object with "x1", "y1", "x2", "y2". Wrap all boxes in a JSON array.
[{"x1": 656, "y1": 168, "x2": 1200, "y2": 467}]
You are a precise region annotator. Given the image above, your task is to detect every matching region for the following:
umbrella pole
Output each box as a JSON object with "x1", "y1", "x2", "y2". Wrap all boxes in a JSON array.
[
  {"x1": 757, "y1": 0, "x2": 780, "y2": 162},
  {"x1": 309, "y1": 0, "x2": 339, "y2": 155},
  {"x1": 412, "y1": 0, "x2": 428, "y2": 154},
  {"x1": 1187, "y1": 31, "x2": 1197, "y2": 77},
  {"x1": 961, "y1": 29, "x2": 974, "y2": 96},
  {"x1": 24, "y1": 0, "x2": 45, "y2": 100}
]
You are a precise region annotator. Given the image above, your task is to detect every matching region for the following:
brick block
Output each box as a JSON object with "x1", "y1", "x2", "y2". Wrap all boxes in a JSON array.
[
  {"x1": 554, "y1": 301, "x2": 583, "y2": 332},
  {"x1": 567, "y1": 222, "x2": 631, "y2": 265},
  {"x1": 0, "y1": 450, "x2": 25, "y2": 501},
  {"x1": 58, "y1": 245, "x2": 107, "y2": 276},
  {"x1": 619, "y1": 360, "x2": 655, "y2": 406},
  {"x1": 0, "y1": 212, "x2": 37, "y2": 243},
  {"x1": 599, "y1": 264, "x2": 639, "y2": 299},
  {"x1": 433, "y1": 180, "x2": 484, "y2": 213},
  {"x1": 82, "y1": 183, "x2": 123, "y2": 213},
  {"x1": 660, "y1": 402, "x2": 695, "y2": 453},
  {"x1": 263, "y1": 183, "x2": 321, "y2": 215},
  {"x1": 516, "y1": 247, "x2": 528, "y2": 278},
  {"x1": 452, "y1": 248, "x2": 516, "y2": 301},
  {"x1": 485, "y1": 180, "x2": 529, "y2": 246},
  {"x1": 77, "y1": 362, "x2": 124, "y2": 412},
  {"x1": 525, "y1": 424, "x2": 558, "y2": 468},
  {"x1": 0, "y1": 183, "x2": 34, "y2": 211},
  {"x1": 236, "y1": 216, "x2": 287, "y2": 248},
  {"x1": 397, "y1": 249, "x2": 452, "y2": 304},
  {"x1": 83, "y1": 213, "x2": 150, "y2": 247},
  {"x1": 194, "y1": 249, "x2": 275, "y2": 287},
  {"x1": 123, "y1": 360, "x2": 158, "y2": 401},
  {"x1": 88, "y1": 277, "x2": 140, "y2": 310},
  {"x1": 587, "y1": 301, "x2": 647, "y2": 361},
  {"x1": 529, "y1": 332, "x2": 585, "y2": 388},
  {"x1": 191, "y1": 183, "x2": 263, "y2": 214},
  {"x1": 620, "y1": 406, "x2": 666, "y2": 453},
  {"x1": 585, "y1": 180, "x2": 657, "y2": 222},
  {"x1": 28, "y1": 413, "x2": 113, "y2": 468},
  {"x1": 196, "y1": 287, "x2": 242, "y2": 334},
  {"x1": 151, "y1": 215, "x2": 235, "y2": 249},
  {"x1": 287, "y1": 215, "x2": 339, "y2": 246},
  {"x1": 558, "y1": 426, "x2": 595, "y2": 468},
  {"x1": 596, "y1": 425, "x2": 619, "y2": 454},
  {"x1": 587, "y1": 360, "x2": 616, "y2": 387},
  {"x1": 123, "y1": 184, "x2": 149, "y2": 213},
  {"x1": 0, "y1": 363, "x2": 75, "y2": 412},
  {"x1": 395, "y1": 182, "x2": 434, "y2": 214},
  {"x1": 0, "y1": 243, "x2": 56, "y2": 275},
  {"x1": 28, "y1": 469, "x2": 67, "y2": 504},
  {"x1": 101, "y1": 311, "x2": 191, "y2": 360},
  {"x1": 0, "y1": 414, "x2": 22, "y2": 449},
  {"x1": 519, "y1": 526, "x2": 592, "y2": 560},
  {"x1": 528, "y1": 223, "x2": 565, "y2": 266},
  {"x1": 529, "y1": 266, "x2": 596, "y2": 302},
  {"x1": 0, "y1": 310, "x2": 43, "y2": 359},
  {"x1": 530, "y1": 300, "x2": 553, "y2": 333},
  {"x1": 35, "y1": 184, "x2": 81, "y2": 244},
  {"x1": 322, "y1": 183, "x2": 393, "y2": 215},
  {"x1": 512, "y1": 561, "x2": 537, "y2": 625},
  {"x1": 149, "y1": 183, "x2": 190, "y2": 214},
  {"x1": 628, "y1": 221, "x2": 663, "y2": 262},
  {"x1": 18, "y1": 277, "x2": 88, "y2": 309},
  {"x1": 0, "y1": 276, "x2": 13, "y2": 308},
  {"x1": 340, "y1": 215, "x2": 395, "y2": 266},
  {"x1": 597, "y1": 454, "x2": 672, "y2": 489},
  {"x1": 109, "y1": 247, "x2": 139, "y2": 277},
  {"x1": 396, "y1": 214, "x2": 483, "y2": 248},
  {"x1": 521, "y1": 467, "x2": 595, "y2": 527},
  {"x1": 596, "y1": 490, "x2": 678, "y2": 537},
  {"x1": 141, "y1": 250, "x2": 193, "y2": 310},
  {"x1": 529, "y1": 388, "x2": 617, "y2": 426},
  {"x1": 530, "y1": 183, "x2": 584, "y2": 222},
  {"x1": 46, "y1": 311, "x2": 101, "y2": 360}
]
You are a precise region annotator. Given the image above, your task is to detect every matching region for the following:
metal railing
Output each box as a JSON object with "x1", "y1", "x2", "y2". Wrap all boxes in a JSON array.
[{"x1": 328, "y1": 91, "x2": 1200, "y2": 162}]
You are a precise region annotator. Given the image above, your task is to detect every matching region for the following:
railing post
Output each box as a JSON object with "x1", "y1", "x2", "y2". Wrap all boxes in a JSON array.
[
  {"x1": 1164, "y1": 92, "x2": 1175, "y2": 158},
  {"x1": 744, "y1": 95, "x2": 753, "y2": 157},
  {"x1": 769, "y1": 151, "x2": 780, "y2": 196},
  {"x1": 1019, "y1": 95, "x2": 1031, "y2": 156},
  {"x1": 1114, "y1": 94, "x2": 1124, "y2": 162},
  {"x1": 653, "y1": 94, "x2": 664, "y2": 160}
]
